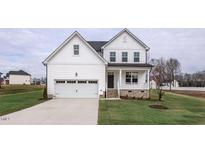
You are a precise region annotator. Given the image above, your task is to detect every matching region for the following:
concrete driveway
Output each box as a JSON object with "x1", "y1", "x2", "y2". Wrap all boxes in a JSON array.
[{"x1": 0, "y1": 99, "x2": 99, "y2": 125}]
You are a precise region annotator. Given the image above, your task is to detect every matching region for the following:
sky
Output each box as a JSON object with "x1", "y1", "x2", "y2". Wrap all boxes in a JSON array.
[{"x1": 0, "y1": 28, "x2": 205, "y2": 78}]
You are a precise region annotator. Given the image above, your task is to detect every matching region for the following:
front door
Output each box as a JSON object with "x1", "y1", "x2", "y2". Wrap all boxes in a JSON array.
[{"x1": 108, "y1": 74, "x2": 114, "y2": 88}]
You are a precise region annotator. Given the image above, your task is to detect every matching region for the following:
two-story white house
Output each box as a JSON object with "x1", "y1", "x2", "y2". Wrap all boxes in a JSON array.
[
  {"x1": 43, "y1": 28, "x2": 152, "y2": 99},
  {"x1": 5, "y1": 70, "x2": 31, "y2": 85}
]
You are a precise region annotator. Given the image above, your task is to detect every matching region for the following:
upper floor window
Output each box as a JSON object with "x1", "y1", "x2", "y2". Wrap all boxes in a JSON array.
[
  {"x1": 73, "y1": 45, "x2": 79, "y2": 55},
  {"x1": 134, "y1": 52, "x2": 140, "y2": 62},
  {"x1": 110, "y1": 52, "x2": 116, "y2": 62},
  {"x1": 123, "y1": 36, "x2": 127, "y2": 43},
  {"x1": 122, "y1": 52, "x2": 128, "y2": 62}
]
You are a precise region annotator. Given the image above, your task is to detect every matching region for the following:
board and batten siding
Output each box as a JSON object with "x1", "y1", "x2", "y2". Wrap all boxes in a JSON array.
[
  {"x1": 103, "y1": 31, "x2": 147, "y2": 63},
  {"x1": 46, "y1": 35, "x2": 106, "y2": 97}
]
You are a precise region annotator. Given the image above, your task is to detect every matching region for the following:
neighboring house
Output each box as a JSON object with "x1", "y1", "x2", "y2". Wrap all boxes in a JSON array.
[
  {"x1": 150, "y1": 79, "x2": 179, "y2": 89},
  {"x1": 43, "y1": 28, "x2": 152, "y2": 99},
  {"x1": 150, "y1": 79, "x2": 157, "y2": 89},
  {"x1": 162, "y1": 80, "x2": 179, "y2": 88},
  {"x1": 6, "y1": 70, "x2": 31, "y2": 85}
]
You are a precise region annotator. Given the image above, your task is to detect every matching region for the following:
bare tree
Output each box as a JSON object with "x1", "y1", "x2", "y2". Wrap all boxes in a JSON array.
[
  {"x1": 166, "y1": 58, "x2": 181, "y2": 91},
  {"x1": 150, "y1": 58, "x2": 167, "y2": 101}
]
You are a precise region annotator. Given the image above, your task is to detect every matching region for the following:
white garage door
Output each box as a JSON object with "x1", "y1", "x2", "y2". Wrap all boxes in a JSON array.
[{"x1": 55, "y1": 80, "x2": 98, "y2": 98}]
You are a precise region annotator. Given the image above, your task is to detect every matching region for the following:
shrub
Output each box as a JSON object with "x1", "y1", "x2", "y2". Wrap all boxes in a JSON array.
[{"x1": 43, "y1": 86, "x2": 48, "y2": 100}]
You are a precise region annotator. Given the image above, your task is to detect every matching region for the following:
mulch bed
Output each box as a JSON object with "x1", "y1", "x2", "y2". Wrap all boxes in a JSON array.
[{"x1": 149, "y1": 104, "x2": 168, "y2": 109}]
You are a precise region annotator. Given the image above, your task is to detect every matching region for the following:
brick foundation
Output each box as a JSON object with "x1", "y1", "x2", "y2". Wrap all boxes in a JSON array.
[{"x1": 120, "y1": 90, "x2": 149, "y2": 99}]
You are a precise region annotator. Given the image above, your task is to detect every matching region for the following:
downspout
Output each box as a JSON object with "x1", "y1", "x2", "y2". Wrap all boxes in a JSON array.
[{"x1": 42, "y1": 61, "x2": 48, "y2": 98}]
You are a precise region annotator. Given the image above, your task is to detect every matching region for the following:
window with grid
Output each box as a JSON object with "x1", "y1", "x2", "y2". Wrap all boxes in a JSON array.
[
  {"x1": 110, "y1": 52, "x2": 116, "y2": 62},
  {"x1": 56, "y1": 81, "x2": 65, "y2": 83},
  {"x1": 67, "y1": 80, "x2": 76, "y2": 84},
  {"x1": 122, "y1": 52, "x2": 128, "y2": 62},
  {"x1": 126, "y1": 72, "x2": 138, "y2": 84},
  {"x1": 126, "y1": 72, "x2": 132, "y2": 83},
  {"x1": 88, "y1": 81, "x2": 98, "y2": 84},
  {"x1": 132, "y1": 72, "x2": 138, "y2": 83},
  {"x1": 134, "y1": 52, "x2": 140, "y2": 62},
  {"x1": 73, "y1": 45, "x2": 79, "y2": 55},
  {"x1": 78, "y1": 80, "x2": 87, "y2": 84}
]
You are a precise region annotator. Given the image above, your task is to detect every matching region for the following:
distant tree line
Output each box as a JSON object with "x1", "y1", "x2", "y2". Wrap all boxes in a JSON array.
[{"x1": 176, "y1": 71, "x2": 205, "y2": 87}]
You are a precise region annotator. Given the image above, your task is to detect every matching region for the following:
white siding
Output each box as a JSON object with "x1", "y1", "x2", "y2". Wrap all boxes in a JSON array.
[
  {"x1": 48, "y1": 35, "x2": 104, "y2": 65},
  {"x1": 121, "y1": 70, "x2": 148, "y2": 90},
  {"x1": 9, "y1": 75, "x2": 31, "y2": 85},
  {"x1": 47, "y1": 65, "x2": 105, "y2": 97},
  {"x1": 103, "y1": 31, "x2": 147, "y2": 63},
  {"x1": 47, "y1": 35, "x2": 106, "y2": 97},
  {"x1": 107, "y1": 68, "x2": 150, "y2": 90}
]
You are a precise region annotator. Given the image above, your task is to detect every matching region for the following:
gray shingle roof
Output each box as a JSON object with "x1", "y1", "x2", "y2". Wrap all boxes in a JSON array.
[
  {"x1": 87, "y1": 41, "x2": 108, "y2": 52},
  {"x1": 7, "y1": 70, "x2": 31, "y2": 76}
]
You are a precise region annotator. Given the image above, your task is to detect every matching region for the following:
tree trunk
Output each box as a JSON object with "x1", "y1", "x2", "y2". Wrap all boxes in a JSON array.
[
  {"x1": 169, "y1": 81, "x2": 172, "y2": 91},
  {"x1": 158, "y1": 88, "x2": 162, "y2": 101}
]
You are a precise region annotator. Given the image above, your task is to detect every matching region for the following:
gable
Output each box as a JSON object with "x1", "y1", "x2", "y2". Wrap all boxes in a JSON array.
[
  {"x1": 103, "y1": 31, "x2": 147, "y2": 51},
  {"x1": 47, "y1": 34, "x2": 106, "y2": 65},
  {"x1": 43, "y1": 32, "x2": 107, "y2": 65}
]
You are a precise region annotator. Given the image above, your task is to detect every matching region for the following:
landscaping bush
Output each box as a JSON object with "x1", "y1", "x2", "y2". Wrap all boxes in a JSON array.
[{"x1": 43, "y1": 86, "x2": 48, "y2": 100}]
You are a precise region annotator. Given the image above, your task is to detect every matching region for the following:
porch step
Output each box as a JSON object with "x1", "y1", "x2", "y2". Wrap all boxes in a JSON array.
[{"x1": 107, "y1": 89, "x2": 118, "y2": 98}]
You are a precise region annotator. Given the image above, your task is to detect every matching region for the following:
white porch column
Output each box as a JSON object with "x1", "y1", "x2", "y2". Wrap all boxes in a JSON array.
[
  {"x1": 147, "y1": 70, "x2": 150, "y2": 89},
  {"x1": 105, "y1": 70, "x2": 107, "y2": 98},
  {"x1": 118, "y1": 69, "x2": 122, "y2": 97}
]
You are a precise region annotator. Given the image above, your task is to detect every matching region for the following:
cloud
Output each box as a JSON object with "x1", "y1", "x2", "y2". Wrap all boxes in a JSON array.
[{"x1": 0, "y1": 28, "x2": 205, "y2": 78}]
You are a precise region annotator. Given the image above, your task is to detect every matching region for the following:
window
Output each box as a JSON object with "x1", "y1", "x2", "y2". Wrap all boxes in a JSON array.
[
  {"x1": 134, "y1": 52, "x2": 140, "y2": 62},
  {"x1": 67, "y1": 80, "x2": 76, "y2": 84},
  {"x1": 78, "y1": 80, "x2": 87, "y2": 84},
  {"x1": 56, "y1": 81, "x2": 65, "y2": 83},
  {"x1": 126, "y1": 72, "x2": 132, "y2": 83},
  {"x1": 123, "y1": 36, "x2": 127, "y2": 43},
  {"x1": 126, "y1": 72, "x2": 138, "y2": 84},
  {"x1": 122, "y1": 52, "x2": 128, "y2": 62},
  {"x1": 132, "y1": 72, "x2": 138, "y2": 83},
  {"x1": 110, "y1": 52, "x2": 116, "y2": 62},
  {"x1": 88, "y1": 81, "x2": 98, "y2": 84},
  {"x1": 73, "y1": 45, "x2": 79, "y2": 55}
]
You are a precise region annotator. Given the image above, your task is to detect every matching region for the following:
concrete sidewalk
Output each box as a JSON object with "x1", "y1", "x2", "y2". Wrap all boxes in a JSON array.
[{"x1": 0, "y1": 99, "x2": 99, "y2": 125}]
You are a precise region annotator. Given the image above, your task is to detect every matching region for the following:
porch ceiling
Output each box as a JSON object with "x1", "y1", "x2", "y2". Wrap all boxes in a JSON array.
[
  {"x1": 107, "y1": 63, "x2": 152, "y2": 71},
  {"x1": 108, "y1": 63, "x2": 153, "y2": 67}
]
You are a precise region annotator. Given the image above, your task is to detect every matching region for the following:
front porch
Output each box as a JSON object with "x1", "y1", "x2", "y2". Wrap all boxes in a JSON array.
[{"x1": 105, "y1": 67, "x2": 150, "y2": 99}]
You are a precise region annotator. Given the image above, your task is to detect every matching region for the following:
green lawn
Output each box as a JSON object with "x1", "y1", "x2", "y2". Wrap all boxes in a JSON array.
[
  {"x1": 0, "y1": 85, "x2": 44, "y2": 95},
  {"x1": 98, "y1": 91, "x2": 205, "y2": 125},
  {"x1": 0, "y1": 90, "x2": 45, "y2": 116}
]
